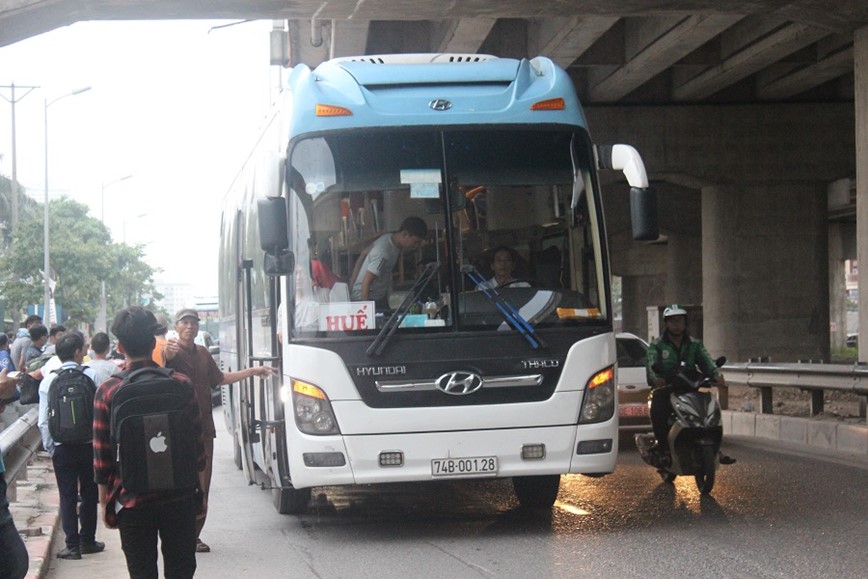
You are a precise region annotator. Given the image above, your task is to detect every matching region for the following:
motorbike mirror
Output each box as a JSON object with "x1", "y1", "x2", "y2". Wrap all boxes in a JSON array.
[{"x1": 715, "y1": 356, "x2": 727, "y2": 368}]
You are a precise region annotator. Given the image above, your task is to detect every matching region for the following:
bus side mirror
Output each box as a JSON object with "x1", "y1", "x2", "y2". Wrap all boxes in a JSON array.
[
  {"x1": 597, "y1": 144, "x2": 659, "y2": 241},
  {"x1": 630, "y1": 186, "x2": 658, "y2": 241},
  {"x1": 257, "y1": 196, "x2": 294, "y2": 276}
]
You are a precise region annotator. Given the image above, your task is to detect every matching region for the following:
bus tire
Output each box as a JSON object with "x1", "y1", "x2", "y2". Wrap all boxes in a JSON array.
[
  {"x1": 233, "y1": 435, "x2": 243, "y2": 470},
  {"x1": 512, "y1": 475, "x2": 561, "y2": 509},
  {"x1": 273, "y1": 485, "x2": 312, "y2": 515}
]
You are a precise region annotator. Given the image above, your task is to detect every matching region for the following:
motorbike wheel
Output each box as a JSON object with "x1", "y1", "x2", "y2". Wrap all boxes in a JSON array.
[
  {"x1": 694, "y1": 445, "x2": 717, "y2": 495},
  {"x1": 657, "y1": 469, "x2": 676, "y2": 484}
]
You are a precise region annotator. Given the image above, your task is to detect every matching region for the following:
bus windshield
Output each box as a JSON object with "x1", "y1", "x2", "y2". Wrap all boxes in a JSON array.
[{"x1": 287, "y1": 127, "x2": 607, "y2": 339}]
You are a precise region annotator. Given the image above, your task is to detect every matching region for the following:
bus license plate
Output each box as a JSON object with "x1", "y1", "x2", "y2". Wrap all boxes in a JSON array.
[
  {"x1": 619, "y1": 403, "x2": 649, "y2": 417},
  {"x1": 431, "y1": 456, "x2": 498, "y2": 477}
]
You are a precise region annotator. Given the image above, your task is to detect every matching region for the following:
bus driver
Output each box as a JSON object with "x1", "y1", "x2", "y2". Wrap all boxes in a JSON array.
[{"x1": 350, "y1": 216, "x2": 427, "y2": 308}]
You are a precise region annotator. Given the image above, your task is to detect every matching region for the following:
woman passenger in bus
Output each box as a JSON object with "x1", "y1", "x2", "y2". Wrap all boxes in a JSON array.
[{"x1": 476, "y1": 246, "x2": 531, "y2": 290}]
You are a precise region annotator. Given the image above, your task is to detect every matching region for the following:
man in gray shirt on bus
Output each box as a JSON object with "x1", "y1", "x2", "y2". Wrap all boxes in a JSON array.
[{"x1": 350, "y1": 216, "x2": 427, "y2": 308}]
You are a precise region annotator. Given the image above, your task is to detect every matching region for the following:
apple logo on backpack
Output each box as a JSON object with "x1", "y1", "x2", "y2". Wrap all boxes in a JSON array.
[{"x1": 149, "y1": 432, "x2": 168, "y2": 453}]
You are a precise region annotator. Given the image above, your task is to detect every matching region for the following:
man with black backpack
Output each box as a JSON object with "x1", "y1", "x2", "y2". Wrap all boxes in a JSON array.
[
  {"x1": 37, "y1": 330, "x2": 104, "y2": 560},
  {"x1": 93, "y1": 306, "x2": 206, "y2": 579}
]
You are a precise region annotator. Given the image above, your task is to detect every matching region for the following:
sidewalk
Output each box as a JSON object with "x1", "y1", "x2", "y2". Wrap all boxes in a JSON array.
[{"x1": 8, "y1": 450, "x2": 126, "y2": 579}]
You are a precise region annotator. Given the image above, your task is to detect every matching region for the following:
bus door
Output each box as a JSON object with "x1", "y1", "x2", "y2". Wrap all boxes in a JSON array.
[
  {"x1": 257, "y1": 275, "x2": 290, "y2": 495},
  {"x1": 238, "y1": 257, "x2": 262, "y2": 484}
]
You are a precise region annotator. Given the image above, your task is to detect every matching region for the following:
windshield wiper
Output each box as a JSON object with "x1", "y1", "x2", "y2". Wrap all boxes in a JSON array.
[
  {"x1": 461, "y1": 265, "x2": 547, "y2": 350},
  {"x1": 367, "y1": 261, "x2": 440, "y2": 357}
]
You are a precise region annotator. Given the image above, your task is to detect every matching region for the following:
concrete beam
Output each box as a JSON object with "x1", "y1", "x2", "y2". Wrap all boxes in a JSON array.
[
  {"x1": 528, "y1": 16, "x2": 619, "y2": 69},
  {"x1": 757, "y1": 44, "x2": 853, "y2": 100},
  {"x1": 330, "y1": 19, "x2": 370, "y2": 58},
  {"x1": 430, "y1": 18, "x2": 496, "y2": 54},
  {"x1": 585, "y1": 102, "x2": 855, "y2": 183},
  {"x1": 288, "y1": 19, "x2": 332, "y2": 68},
  {"x1": 674, "y1": 21, "x2": 830, "y2": 101},
  {"x1": 6, "y1": 1, "x2": 868, "y2": 51},
  {"x1": 590, "y1": 14, "x2": 743, "y2": 102}
]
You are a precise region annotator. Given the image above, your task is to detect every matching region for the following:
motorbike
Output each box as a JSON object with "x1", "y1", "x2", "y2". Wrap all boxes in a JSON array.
[{"x1": 635, "y1": 356, "x2": 726, "y2": 494}]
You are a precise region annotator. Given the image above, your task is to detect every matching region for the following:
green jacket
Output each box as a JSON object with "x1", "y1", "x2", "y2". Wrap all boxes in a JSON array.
[{"x1": 646, "y1": 331, "x2": 720, "y2": 387}]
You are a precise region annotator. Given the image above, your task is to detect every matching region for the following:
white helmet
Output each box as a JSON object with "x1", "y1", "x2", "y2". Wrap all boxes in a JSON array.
[{"x1": 663, "y1": 304, "x2": 687, "y2": 318}]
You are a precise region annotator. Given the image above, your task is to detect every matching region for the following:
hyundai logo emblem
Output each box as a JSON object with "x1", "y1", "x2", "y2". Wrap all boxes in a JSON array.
[
  {"x1": 429, "y1": 99, "x2": 452, "y2": 111},
  {"x1": 435, "y1": 371, "x2": 484, "y2": 395}
]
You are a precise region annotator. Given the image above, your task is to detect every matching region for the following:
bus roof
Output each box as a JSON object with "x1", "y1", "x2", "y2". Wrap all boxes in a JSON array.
[{"x1": 285, "y1": 54, "x2": 589, "y2": 136}]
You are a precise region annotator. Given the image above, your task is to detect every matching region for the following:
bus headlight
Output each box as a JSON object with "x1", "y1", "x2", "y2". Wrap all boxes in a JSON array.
[
  {"x1": 290, "y1": 378, "x2": 340, "y2": 435},
  {"x1": 578, "y1": 366, "x2": 615, "y2": 424}
]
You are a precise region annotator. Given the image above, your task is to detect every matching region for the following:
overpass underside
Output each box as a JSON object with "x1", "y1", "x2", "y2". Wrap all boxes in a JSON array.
[{"x1": 2, "y1": 1, "x2": 868, "y2": 363}]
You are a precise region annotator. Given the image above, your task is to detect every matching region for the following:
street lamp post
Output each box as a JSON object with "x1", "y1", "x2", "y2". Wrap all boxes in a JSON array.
[
  {"x1": 97, "y1": 174, "x2": 133, "y2": 333},
  {"x1": 44, "y1": 86, "x2": 91, "y2": 325}
]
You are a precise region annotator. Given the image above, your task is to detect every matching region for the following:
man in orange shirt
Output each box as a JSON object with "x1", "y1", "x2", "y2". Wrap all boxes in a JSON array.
[{"x1": 151, "y1": 315, "x2": 169, "y2": 366}]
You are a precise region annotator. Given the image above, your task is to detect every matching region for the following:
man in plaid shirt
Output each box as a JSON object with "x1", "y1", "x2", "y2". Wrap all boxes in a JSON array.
[{"x1": 93, "y1": 306, "x2": 207, "y2": 579}]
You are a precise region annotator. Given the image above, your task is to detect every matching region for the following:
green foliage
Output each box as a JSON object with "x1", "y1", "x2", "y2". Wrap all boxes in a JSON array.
[
  {"x1": 611, "y1": 275, "x2": 622, "y2": 319},
  {"x1": 830, "y1": 346, "x2": 858, "y2": 364},
  {"x1": 0, "y1": 194, "x2": 162, "y2": 327},
  {"x1": 0, "y1": 175, "x2": 40, "y2": 249}
]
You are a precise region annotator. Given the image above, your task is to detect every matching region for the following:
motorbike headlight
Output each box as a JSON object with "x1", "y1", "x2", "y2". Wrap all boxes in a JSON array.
[
  {"x1": 674, "y1": 402, "x2": 702, "y2": 426},
  {"x1": 579, "y1": 367, "x2": 615, "y2": 424}
]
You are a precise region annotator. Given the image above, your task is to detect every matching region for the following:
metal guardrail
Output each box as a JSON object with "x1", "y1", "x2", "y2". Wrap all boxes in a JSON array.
[
  {"x1": 723, "y1": 362, "x2": 868, "y2": 421},
  {"x1": 0, "y1": 408, "x2": 42, "y2": 502}
]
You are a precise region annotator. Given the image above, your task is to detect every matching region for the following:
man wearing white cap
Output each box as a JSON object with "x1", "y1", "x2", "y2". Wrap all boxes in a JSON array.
[{"x1": 646, "y1": 304, "x2": 733, "y2": 463}]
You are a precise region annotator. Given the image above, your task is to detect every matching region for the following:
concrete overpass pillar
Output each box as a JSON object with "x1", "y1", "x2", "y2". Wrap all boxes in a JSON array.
[
  {"x1": 702, "y1": 183, "x2": 829, "y2": 362},
  {"x1": 856, "y1": 27, "x2": 868, "y2": 362},
  {"x1": 665, "y1": 233, "x2": 702, "y2": 308},
  {"x1": 621, "y1": 273, "x2": 665, "y2": 341},
  {"x1": 828, "y1": 222, "x2": 847, "y2": 350}
]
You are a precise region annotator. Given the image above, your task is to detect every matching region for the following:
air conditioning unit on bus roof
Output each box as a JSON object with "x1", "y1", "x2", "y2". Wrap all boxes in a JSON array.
[{"x1": 330, "y1": 53, "x2": 497, "y2": 65}]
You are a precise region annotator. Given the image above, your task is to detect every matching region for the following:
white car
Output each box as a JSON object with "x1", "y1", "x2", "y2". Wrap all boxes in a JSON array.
[{"x1": 616, "y1": 332, "x2": 652, "y2": 431}]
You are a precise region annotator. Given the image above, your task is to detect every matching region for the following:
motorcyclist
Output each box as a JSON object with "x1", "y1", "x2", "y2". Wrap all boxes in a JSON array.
[{"x1": 646, "y1": 304, "x2": 734, "y2": 463}]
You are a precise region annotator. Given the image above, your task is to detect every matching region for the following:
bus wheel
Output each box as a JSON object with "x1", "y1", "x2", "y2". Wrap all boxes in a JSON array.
[
  {"x1": 512, "y1": 475, "x2": 561, "y2": 509},
  {"x1": 233, "y1": 436, "x2": 242, "y2": 471},
  {"x1": 273, "y1": 484, "x2": 312, "y2": 515}
]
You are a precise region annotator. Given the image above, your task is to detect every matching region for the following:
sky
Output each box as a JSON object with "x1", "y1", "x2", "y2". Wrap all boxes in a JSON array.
[{"x1": 0, "y1": 19, "x2": 280, "y2": 298}]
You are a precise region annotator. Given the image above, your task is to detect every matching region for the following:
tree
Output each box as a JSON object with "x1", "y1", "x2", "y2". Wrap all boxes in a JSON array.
[
  {"x1": 1, "y1": 174, "x2": 42, "y2": 328},
  {"x1": 0, "y1": 195, "x2": 162, "y2": 327},
  {"x1": 0, "y1": 174, "x2": 40, "y2": 250}
]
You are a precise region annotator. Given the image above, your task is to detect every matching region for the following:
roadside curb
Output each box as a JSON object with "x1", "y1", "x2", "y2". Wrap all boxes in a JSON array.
[
  {"x1": 8, "y1": 451, "x2": 60, "y2": 579},
  {"x1": 722, "y1": 410, "x2": 868, "y2": 456}
]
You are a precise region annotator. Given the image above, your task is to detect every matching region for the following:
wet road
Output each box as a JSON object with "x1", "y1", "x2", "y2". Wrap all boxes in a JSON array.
[{"x1": 195, "y1": 429, "x2": 868, "y2": 578}]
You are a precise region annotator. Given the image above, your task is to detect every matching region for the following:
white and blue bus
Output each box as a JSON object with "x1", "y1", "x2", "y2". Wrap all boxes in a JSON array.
[{"x1": 219, "y1": 53, "x2": 657, "y2": 513}]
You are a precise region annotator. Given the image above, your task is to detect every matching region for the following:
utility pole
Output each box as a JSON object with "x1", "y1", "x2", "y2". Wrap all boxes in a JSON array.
[{"x1": 0, "y1": 82, "x2": 40, "y2": 241}]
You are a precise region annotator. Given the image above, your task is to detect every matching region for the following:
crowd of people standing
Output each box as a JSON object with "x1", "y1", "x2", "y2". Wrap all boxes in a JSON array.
[{"x1": 0, "y1": 307, "x2": 272, "y2": 579}]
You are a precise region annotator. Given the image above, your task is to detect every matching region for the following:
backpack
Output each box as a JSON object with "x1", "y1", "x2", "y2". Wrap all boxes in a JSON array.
[
  {"x1": 18, "y1": 373, "x2": 41, "y2": 405},
  {"x1": 27, "y1": 352, "x2": 53, "y2": 373},
  {"x1": 47, "y1": 366, "x2": 96, "y2": 444},
  {"x1": 110, "y1": 367, "x2": 199, "y2": 494}
]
